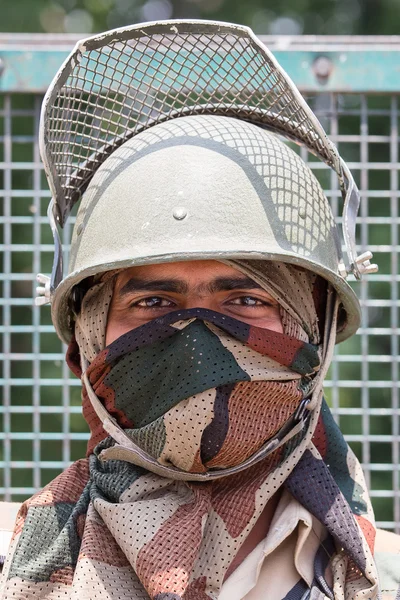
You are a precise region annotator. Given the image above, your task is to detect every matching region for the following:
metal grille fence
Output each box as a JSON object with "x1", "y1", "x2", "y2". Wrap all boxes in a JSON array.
[{"x1": 0, "y1": 34, "x2": 399, "y2": 532}]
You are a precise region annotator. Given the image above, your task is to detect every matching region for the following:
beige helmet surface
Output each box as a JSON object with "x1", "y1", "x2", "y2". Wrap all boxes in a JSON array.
[{"x1": 52, "y1": 114, "x2": 360, "y2": 343}]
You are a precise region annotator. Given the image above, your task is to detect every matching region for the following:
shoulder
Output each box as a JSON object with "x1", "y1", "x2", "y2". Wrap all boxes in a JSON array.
[
  {"x1": 0, "y1": 502, "x2": 21, "y2": 567},
  {"x1": 375, "y1": 528, "x2": 400, "y2": 600}
]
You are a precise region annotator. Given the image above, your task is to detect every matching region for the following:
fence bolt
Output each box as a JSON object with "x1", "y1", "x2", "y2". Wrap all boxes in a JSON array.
[{"x1": 313, "y1": 56, "x2": 333, "y2": 82}]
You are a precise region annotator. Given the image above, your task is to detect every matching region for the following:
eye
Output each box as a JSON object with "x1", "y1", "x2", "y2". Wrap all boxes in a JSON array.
[
  {"x1": 228, "y1": 296, "x2": 270, "y2": 307},
  {"x1": 132, "y1": 296, "x2": 176, "y2": 309}
]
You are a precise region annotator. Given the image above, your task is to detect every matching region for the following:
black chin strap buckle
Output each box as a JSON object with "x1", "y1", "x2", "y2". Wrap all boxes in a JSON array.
[
  {"x1": 267, "y1": 398, "x2": 312, "y2": 452},
  {"x1": 294, "y1": 398, "x2": 311, "y2": 423}
]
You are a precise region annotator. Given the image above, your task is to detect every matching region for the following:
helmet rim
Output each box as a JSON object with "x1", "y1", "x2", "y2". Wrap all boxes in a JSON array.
[{"x1": 52, "y1": 249, "x2": 361, "y2": 345}]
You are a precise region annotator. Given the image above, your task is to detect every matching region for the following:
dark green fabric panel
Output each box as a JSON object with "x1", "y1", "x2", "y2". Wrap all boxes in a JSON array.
[
  {"x1": 105, "y1": 320, "x2": 250, "y2": 427},
  {"x1": 89, "y1": 448, "x2": 147, "y2": 503},
  {"x1": 320, "y1": 400, "x2": 367, "y2": 516},
  {"x1": 8, "y1": 501, "x2": 84, "y2": 582},
  {"x1": 129, "y1": 416, "x2": 167, "y2": 460}
]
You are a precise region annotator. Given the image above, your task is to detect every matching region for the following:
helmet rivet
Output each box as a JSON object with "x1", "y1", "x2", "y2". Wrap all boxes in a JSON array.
[
  {"x1": 77, "y1": 223, "x2": 84, "y2": 236},
  {"x1": 298, "y1": 207, "x2": 306, "y2": 219},
  {"x1": 173, "y1": 207, "x2": 188, "y2": 220}
]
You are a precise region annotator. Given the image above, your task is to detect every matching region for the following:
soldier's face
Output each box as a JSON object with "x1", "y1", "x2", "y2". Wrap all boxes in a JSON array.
[{"x1": 106, "y1": 260, "x2": 283, "y2": 345}]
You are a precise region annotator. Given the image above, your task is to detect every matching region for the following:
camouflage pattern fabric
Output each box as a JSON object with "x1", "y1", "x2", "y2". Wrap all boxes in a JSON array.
[{"x1": 0, "y1": 307, "x2": 379, "y2": 599}]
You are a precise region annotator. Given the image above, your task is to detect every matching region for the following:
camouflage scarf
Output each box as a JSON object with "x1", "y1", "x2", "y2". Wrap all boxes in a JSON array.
[{"x1": 1, "y1": 264, "x2": 379, "y2": 600}]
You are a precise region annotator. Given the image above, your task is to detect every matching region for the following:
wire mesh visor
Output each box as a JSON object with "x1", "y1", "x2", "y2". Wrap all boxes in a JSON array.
[
  {"x1": 39, "y1": 19, "x2": 376, "y2": 285},
  {"x1": 41, "y1": 19, "x2": 342, "y2": 226},
  {"x1": 41, "y1": 21, "x2": 342, "y2": 206}
]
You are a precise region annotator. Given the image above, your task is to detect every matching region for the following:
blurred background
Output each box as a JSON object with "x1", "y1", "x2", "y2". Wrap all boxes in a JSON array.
[
  {"x1": 0, "y1": 0, "x2": 400, "y2": 531},
  {"x1": 0, "y1": 0, "x2": 399, "y2": 35}
]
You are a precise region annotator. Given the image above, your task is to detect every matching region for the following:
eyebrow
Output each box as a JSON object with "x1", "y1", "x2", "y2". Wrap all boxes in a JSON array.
[
  {"x1": 206, "y1": 277, "x2": 264, "y2": 294},
  {"x1": 118, "y1": 276, "x2": 264, "y2": 297}
]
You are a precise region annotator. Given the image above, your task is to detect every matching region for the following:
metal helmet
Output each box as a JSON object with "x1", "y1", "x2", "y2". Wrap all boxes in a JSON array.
[{"x1": 37, "y1": 20, "x2": 377, "y2": 344}]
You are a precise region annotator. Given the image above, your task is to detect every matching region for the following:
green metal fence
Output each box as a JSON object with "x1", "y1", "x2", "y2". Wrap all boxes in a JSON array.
[{"x1": 0, "y1": 34, "x2": 399, "y2": 531}]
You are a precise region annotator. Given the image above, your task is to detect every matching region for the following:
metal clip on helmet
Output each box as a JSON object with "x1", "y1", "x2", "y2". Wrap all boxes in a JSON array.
[{"x1": 37, "y1": 20, "x2": 377, "y2": 344}]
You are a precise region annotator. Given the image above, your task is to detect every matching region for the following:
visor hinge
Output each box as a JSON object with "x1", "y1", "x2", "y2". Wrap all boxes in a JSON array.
[
  {"x1": 35, "y1": 273, "x2": 51, "y2": 306},
  {"x1": 353, "y1": 251, "x2": 379, "y2": 277},
  {"x1": 338, "y1": 251, "x2": 378, "y2": 279}
]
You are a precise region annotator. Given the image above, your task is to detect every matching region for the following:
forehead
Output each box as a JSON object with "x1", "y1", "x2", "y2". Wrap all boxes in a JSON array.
[{"x1": 114, "y1": 260, "x2": 250, "y2": 287}]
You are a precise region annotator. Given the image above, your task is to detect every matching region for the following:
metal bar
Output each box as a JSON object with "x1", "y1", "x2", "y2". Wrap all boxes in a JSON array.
[
  {"x1": 32, "y1": 97, "x2": 41, "y2": 491},
  {"x1": 0, "y1": 36, "x2": 400, "y2": 92},
  {"x1": 2, "y1": 95, "x2": 12, "y2": 501},
  {"x1": 390, "y1": 95, "x2": 400, "y2": 533},
  {"x1": 359, "y1": 95, "x2": 371, "y2": 491},
  {"x1": 0, "y1": 433, "x2": 88, "y2": 440},
  {"x1": 0, "y1": 406, "x2": 82, "y2": 413}
]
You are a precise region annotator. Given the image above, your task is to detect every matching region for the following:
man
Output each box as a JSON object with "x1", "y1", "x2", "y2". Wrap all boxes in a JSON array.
[{"x1": 1, "y1": 19, "x2": 399, "y2": 600}]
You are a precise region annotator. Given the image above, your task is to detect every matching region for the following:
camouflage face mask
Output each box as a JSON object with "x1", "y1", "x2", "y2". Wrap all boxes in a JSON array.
[{"x1": 79, "y1": 308, "x2": 320, "y2": 475}]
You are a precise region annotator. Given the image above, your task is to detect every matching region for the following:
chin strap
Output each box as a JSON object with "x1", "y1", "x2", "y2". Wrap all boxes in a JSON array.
[{"x1": 35, "y1": 199, "x2": 63, "y2": 306}]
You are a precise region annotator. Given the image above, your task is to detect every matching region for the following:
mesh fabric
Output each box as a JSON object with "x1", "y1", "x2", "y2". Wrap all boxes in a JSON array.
[{"x1": 0, "y1": 266, "x2": 379, "y2": 599}]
